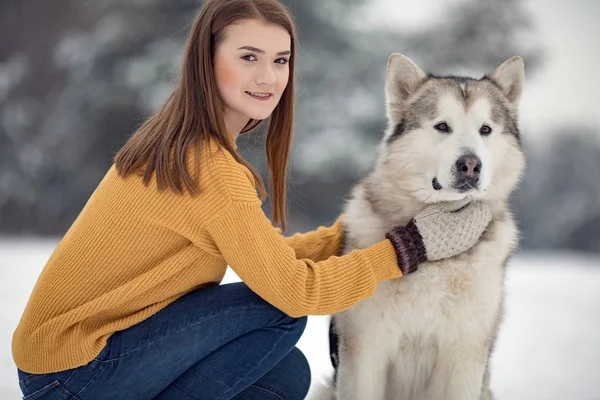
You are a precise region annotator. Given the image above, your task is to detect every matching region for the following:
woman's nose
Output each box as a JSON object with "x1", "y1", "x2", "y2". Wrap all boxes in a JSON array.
[{"x1": 256, "y1": 64, "x2": 277, "y2": 86}]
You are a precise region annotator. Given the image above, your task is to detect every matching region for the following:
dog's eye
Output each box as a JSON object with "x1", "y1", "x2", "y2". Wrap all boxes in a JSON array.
[
  {"x1": 480, "y1": 125, "x2": 492, "y2": 136},
  {"x1": 434, "y1": 122, "x2": 450, "y2": 133}
]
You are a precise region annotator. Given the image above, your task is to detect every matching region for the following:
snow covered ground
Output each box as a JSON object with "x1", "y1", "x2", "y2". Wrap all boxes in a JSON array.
[{"x1": 1, "y1": 238, "x2": 599, "y2": 399}]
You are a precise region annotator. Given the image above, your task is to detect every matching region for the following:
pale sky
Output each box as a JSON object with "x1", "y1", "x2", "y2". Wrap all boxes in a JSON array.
[{"x1": 361, "y1": 0, "x2": 600, "y2": 140}]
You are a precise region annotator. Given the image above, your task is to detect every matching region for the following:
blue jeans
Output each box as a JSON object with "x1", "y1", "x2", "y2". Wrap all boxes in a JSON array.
[{"x1": 16, "y1": 282, "x2": 310, "y2": 399}]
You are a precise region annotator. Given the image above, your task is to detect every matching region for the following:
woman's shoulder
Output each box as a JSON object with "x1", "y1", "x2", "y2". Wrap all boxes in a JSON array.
[{"x1": 193, "y1": 138, "x2": 258, "y2": 202}]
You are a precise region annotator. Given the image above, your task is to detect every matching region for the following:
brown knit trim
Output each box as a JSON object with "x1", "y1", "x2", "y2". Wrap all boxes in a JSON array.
[
  {"x1": 405, "y1": 220, "x2": 428, "y2": 264},
  {"x1": 385, "y1": 220, "x2": 427, "y2": 275}
]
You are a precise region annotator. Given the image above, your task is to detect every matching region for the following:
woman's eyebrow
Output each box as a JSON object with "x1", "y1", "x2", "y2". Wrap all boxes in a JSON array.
[{"x1": 237, "y1": 46, "x2": 291, "y2": 56}]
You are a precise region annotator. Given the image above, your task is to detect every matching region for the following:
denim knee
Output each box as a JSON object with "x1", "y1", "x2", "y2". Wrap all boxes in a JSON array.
[{"x1": 288, "y1": 315, "x2": 308, "y2": 336}]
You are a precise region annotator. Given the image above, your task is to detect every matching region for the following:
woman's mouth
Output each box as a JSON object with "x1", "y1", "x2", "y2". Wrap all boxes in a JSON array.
[{"x1": 245, "y1": 91, "x2": 273, "y2": 100}]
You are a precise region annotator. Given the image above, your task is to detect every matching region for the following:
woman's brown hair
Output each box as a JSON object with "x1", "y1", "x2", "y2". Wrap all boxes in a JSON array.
[{"x1": 114, "y1": 0, "x2": 296, "y2": 230}]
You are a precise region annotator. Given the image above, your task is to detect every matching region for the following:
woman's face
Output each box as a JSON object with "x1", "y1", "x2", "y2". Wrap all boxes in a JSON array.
[{"x1": 214, "y1": 18, "x2": 291, "y2": 134}]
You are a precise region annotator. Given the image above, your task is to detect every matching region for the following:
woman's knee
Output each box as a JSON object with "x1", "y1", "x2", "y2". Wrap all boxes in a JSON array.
[
  {"x1": 274, "y1": 314, "x2": 307, "y2": 347},
  {"x1": 288, "y1": 315, "x2": 308, "y2": 336}
]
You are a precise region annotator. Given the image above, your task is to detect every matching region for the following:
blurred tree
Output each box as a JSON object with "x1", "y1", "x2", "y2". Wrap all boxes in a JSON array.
[
  {"x1": 1, "y1": 0, "x2": 203, "y2": 233},
  {"x1": 514, "y1": 131, "x2": 600, "y2": 253}
]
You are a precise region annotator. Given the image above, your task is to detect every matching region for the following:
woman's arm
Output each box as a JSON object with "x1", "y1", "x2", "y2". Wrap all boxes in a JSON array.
[
  {"x1": 206, "y1": 200, "x2": 401, "y2": 318},
  {"x1": 281, "y1": 215, "x2": 345, "y2": 262}
]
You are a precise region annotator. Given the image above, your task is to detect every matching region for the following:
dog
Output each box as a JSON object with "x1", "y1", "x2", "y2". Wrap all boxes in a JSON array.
[{"x1": 310, "y1": 54, "x2": 526, "y2": 400}]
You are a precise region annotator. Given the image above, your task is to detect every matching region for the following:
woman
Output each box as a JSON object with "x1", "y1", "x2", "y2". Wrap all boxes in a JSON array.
[{"x1": 12, "y1": 0, "x2": 491, "y2": 399}]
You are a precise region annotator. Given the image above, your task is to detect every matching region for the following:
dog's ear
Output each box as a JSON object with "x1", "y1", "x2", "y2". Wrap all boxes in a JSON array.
[
  {"x1": 385, "y1": 53, "x2": 427, "y2": 125},
  {"x1": 490, "y1": 56, "x2": 524, "y2": 108}
]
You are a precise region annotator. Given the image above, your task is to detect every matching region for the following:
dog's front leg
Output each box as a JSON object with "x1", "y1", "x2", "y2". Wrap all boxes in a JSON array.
[
  {"x1": 423, "y1": 348, "x2": 486, "y2": 400},
  {"x1": 336, "y1": 335, "x2": 388, "y2": 400}
]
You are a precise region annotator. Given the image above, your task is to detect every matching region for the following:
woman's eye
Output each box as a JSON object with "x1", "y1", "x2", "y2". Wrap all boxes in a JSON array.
[
  {"x1": 275, "y1": 58, "x2": 289, "y2": 65},
  {"x1": 434, "y1": 122, "x2": 450, "y2": 133},
  {"x1": 241, "y1": 54, "x2": 257, "y2": 62}
]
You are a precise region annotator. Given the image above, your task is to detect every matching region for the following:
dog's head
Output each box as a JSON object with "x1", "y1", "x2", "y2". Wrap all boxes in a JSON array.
[{"x1": 379, "y1": 54, "x2": 526, "y2": 205}]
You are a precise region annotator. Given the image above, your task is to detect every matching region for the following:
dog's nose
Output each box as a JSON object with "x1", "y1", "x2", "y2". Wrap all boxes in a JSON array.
[{"x1": 456, "y1": 154, "x2": 482, "y2": 179}]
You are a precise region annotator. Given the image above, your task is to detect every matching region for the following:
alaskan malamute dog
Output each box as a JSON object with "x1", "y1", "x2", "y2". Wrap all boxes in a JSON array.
[{"x1": 312, "y1": 54, "x2": 526, "y2": 400}]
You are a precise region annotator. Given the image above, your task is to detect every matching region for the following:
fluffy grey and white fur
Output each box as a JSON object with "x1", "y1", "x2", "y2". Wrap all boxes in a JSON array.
[{"x1": 310, "y1": 54, "x2": 526, "y2": 400}]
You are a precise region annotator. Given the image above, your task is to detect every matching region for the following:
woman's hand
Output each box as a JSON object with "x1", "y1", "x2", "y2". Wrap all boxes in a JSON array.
[{"x1": 385, "y1": 197, "x2": 493, "y2": 275}]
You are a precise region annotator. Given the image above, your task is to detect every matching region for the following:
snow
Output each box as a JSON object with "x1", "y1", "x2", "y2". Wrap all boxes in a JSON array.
[{"x1": 1, "y1": 238, "x2": 599, "y2": 399}]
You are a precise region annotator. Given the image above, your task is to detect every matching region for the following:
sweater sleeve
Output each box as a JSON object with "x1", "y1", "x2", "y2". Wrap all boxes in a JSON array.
[
  {"x1": 282, "y1": 215, "x2": 345, "y2": 262},
  {"x1": 205, "y1": 200, "x2": 402, "y2": 317}
]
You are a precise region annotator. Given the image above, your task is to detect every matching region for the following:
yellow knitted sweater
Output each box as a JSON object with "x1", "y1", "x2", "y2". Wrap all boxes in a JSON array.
[{"x1": 12, "y1": 136, "x2": 401, "y2": 374}]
